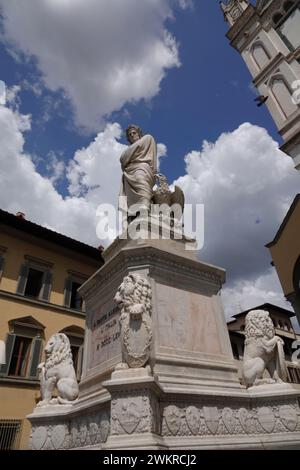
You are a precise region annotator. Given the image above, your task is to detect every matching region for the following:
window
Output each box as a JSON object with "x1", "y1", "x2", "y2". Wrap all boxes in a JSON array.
[
  {"x1": 16, "y1": 256, "x2": 53, "y2": 302},
  {"x1": 8, "y1": 336, "x2": 32, "y2": 377},
  {"x1": 70, "y1": 281, "x2": 83, "y2": 310},
  {"x1": 275, "y1": 4, "x2": 300, "y2": 51},
  {"x1": 24, "y1": 268, "x2": 44, "y2": 299},
  {"x1": 287, "y1": 366, "x2": 300, "y2": 384},
  {"x1": 64, "y1": 271, "x2": 87, "y2": 311},
  {"x1": 0, "y1": 317, "x2": 45, "y2": 380},
  {"x1": 231, "y1": 342, "x2": 240, "y2": 360},
  {"x1": 0, "y1": 419, "x2": 22, "y2": 450}
]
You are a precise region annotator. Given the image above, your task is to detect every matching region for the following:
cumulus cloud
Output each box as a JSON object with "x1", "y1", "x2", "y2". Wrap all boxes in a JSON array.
[
  {"x1": 46, "y1": 151, "x2": 66, "y2": 185},
  {"x1": 0, "y1": 90, "x2": 169, "y2": 249},
  {"x1": 222, "y1": 268, "x2": 292, "y2": 319},
  {"x1": 67, "y1": 122, "x2": 125, "y2": 202},
  {"x1": 174, "y1": 123, "x2": 299, "y2": 317},
  {"x1": 175, "y1": 123, "x2": 299, "y2": 282},
  {"x1": 0, "y1": 98, "x2": 110, "y2": 246},
  {"x1": 0, "y1": 0, "x2": 182, "y2": 131}
]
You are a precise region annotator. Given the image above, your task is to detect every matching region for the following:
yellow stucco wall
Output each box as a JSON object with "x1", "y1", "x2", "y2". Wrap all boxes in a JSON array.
[
  {"x1": 0, "y1": 229, "x2": 98, "y2": 304},
  {"x1": 0, "y1": 225, "x2": 101, "y2": 449},
  {"x1": 268, "y1": 202, "x2": 300, "y2": 295},
  {"x1": 0, "y1": 385, "x2": 39, "y2": 450}
]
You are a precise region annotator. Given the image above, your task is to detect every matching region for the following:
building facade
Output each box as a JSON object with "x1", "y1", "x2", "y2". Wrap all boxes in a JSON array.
[
  {"x1": 266, "y1": 194, "x2": 300, "y2": 323},
  {"x1": 0, "y1": 210, "x2": 103, "y2": 449},
  {"x1": 221, "y1": 0, "x2": 300, "y2": 170},
  {"x1": 227, "y1": 302, "x2": 300, "y2": 383}
]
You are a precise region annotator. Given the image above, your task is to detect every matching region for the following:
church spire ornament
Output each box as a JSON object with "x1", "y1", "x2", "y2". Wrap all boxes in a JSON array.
[{"x1": 219, "y1": 0, "x2": 249, "y2": 25}]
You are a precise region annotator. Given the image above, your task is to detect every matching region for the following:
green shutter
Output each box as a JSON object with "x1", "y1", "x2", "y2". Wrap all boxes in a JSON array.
[
  {"x1": 28, "y1": 337, "x2": 42, "y2": 378},
  {"x1": 16, "y1": 264, "x2": 29, "y2": 295},
  {"x1": 41, "y1": 271, "x2": 52, "y2": 302},
  {"x1": 64, "y1": 278, "x2": 72, "y2": 307},
  {"x1": 0, "y1": 333, "x2": 16, "y2": 376}
]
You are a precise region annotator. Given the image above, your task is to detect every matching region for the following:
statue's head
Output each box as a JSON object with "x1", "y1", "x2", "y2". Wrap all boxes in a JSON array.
[{"x1": 126, "y1": 124, "x2": 142, "y2": 144}]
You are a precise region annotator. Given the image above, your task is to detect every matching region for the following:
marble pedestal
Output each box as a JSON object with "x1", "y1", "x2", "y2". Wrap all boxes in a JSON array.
[{"x1": 27, "y1": 223, "x2": 300, "y2": 450}]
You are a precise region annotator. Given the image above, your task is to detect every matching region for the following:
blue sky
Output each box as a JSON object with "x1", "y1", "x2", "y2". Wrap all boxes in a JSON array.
[
  {"x1": 0, "y1": 0, "x2": 279, "y2": 186},
  {"x1": 0, "y1": 0, "x2": 299, "y2": 316}
]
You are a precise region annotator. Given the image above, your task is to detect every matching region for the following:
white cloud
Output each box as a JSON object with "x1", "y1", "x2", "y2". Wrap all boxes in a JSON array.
[
  {"x1": 46, "y1": 151, "x2": 65, "y2": 185},
  {"x1": 0, "y1": 99, "x2": 110, "y2": 246},
  {"x1": 175, "y1": 123, "x2": 299, "y2": 285},
  {"x1": 66, "y1": 122, "x2": 125, "y2": 204},
  {"x1": 178, "y1": 0, "x2": 194, "y2": 10},
  {"x1": 0, "y1": 80, "x2": 6, "y2": 105},
  {"x1": 0, "y1": 92, "x2": 169, "y2": 249},
  {"x1": 0, "y1": 0, "x2": 181, "y2": 131},
  {"x1": 157, "y1": 143, "x2": 167, "y2": 170},
  {"x1": 222, "y1": 268, "x2": 291, "y2": 319}
]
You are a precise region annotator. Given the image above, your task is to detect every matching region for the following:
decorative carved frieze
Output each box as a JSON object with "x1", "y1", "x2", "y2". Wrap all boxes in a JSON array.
[{"x1": 161, "y1": 400, "x2": 300, "y2": 437}]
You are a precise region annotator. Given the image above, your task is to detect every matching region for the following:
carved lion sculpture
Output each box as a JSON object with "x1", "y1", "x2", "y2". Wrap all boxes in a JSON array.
[
  {"x1": 242, "y1": 310, "x2": 288, "y2": 388},
  {"x1": 114, "y1": 273, "x2": 152, "y2": 368},
  {"x1": 37, "y1": 333, "x2": 79, "y2": 406}
]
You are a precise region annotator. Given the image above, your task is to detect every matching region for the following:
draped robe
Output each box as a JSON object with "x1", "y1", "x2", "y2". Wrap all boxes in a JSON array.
[{"x1": 119, "y1": 134, "x2": 157, "y2": 217}]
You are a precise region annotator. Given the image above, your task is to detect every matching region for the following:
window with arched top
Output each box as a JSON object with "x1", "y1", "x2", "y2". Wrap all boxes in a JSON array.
[
  {"x1": 270, "y1": 76, "x2": 298, "y2": 118},
  {"x1": 251, "y1": 42, "x2": 271, "y2": 69}
]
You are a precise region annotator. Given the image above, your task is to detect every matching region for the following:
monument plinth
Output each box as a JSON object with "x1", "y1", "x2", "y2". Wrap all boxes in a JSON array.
[{"x1": 79, "y1": 222, "x2": 240, "y2": 398}]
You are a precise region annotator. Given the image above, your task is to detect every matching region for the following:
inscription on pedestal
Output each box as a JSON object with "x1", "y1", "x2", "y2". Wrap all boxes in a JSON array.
[{"x1": 90, "y1": 303, "x2": 121, "y2": 368}]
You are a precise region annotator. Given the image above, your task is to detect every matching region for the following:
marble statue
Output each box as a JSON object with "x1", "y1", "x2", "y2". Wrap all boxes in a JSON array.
[
  {"x1": 37, "y1": 333, "x2": 79, "y2": 406},
  {"x1": 119, "y1": 125, "x2": 157, "y2": 221},
  {"x1": 242, "y1": 309, "x2": 288, "y2": 388},
  {"x1": 114, "y1": 273, "x2": 152, "y2": 368}
]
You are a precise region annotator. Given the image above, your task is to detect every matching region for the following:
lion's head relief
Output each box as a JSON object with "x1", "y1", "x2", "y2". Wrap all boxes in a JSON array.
[{"x1": 114, "y1": 273, "x2": 151, "y2": 316}]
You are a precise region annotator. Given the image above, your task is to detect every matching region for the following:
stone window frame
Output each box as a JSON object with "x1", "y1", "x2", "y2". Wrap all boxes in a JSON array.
[
  {"x1": 0, "y1": 316, "x2": 45, "y2": 381},
  {"x1": 63, "y1": 270, "x2": 88, "y2": 312},
  {"x1": 250, "y1": 40, "x2": 271, "y2": 70},
  {"x1": 16, "y1": 255, "x2": 53, "y2": 303},
  {"x1": 268, "y1": 73, "x2": 298, "y2": 119}
]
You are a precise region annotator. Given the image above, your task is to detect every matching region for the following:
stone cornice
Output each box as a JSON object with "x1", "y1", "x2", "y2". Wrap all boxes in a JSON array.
[
  {"x1": 0, "y1": 289, "x2": 86, "y2": 318},
  {"x1": 252, "y1": 52, "x2": 284, "y2": 85},
  {"x1": 0, "y1": 376, "x2": 39, "y2": 386},
  {"x1": 79, "y1": 245, "x2": 225, "y2": 302}
]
